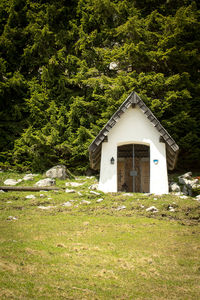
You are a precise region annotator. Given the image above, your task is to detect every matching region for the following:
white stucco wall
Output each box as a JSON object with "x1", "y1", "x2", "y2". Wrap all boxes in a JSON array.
[{"x1": 98, "y1": 106, "x2": 169, "y2": 194}]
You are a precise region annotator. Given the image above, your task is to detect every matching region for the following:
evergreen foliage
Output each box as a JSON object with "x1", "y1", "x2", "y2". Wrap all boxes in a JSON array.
[{"x1": 0, "y1": 0, "x2": 199, "y2": 172}]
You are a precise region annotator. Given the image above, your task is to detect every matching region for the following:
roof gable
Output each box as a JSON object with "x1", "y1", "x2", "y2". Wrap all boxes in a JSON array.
[{"x1": 89, "y1": 91, "x2": 179, "y2": 170}]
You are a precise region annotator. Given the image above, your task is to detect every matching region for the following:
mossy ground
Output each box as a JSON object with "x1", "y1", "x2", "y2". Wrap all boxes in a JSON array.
[{"x1": 0, "y1": 172, "x2": 200, "y2": 299}]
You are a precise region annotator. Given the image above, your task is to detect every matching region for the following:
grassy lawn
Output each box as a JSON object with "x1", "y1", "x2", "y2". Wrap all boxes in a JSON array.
[{"x1": 0, "y1": 172, "x2": 200, "y2": 299}]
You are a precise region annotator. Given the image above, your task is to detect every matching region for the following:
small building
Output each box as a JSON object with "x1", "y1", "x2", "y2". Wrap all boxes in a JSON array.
[{"x1": 89, "y1": 91, "x2": 179, "y2": 194}]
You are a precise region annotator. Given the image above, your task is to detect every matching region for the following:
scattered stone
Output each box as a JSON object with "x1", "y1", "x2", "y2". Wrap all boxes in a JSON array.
[
  {"x1": 179, "y1": 177, "x2": 189, "y2": 185},
  {"x1": 77, "y1": 191, "x2": 83, "y2": 196},
  {"x1": 179, "y1": 172, "x2": 192, "y2": 180},
  {"x1": 90, "y1": 191, "x2": 100, "y2": 196},
  {"x1": 62, "y1": 201, "x2": 72, "y2": 207},
  {"x1": 38, "y1": 205, "x2": 54, "y2": 210},
  {"x1": 46, "y1": 165, "x2": 68, "y2": 179},
  {"x1": 123, "y1": 193, "x2": 132, "y2": 196},
  {"x1": 140, "y1": 204, "x2": 145, "y2": 208},
  {"x1": 169, "y1": 206, "x2": 175, "y2": 212},
  {"x1": 182, "y1": 185, "x2": 189, "y2": 196},
  {"x1": 47, "y1": 197, "x2": 52, "y2": 200},
  {"x1": 96, "y1": 198, "x2": 103, "y2": 203},
  {"x1": 23, "y1": 174, "x2": 34, "y2": 181},
  {"x1": 86, "y1": 176, "x2": 95, "y2": 179},
  {"x1": 81, "y1": 200, "x2": 91, "y2": 204},
  {"x1": 188, "y1": 179, "x2": 199, "y2": 187},
  {"x1": 170, "y1": 182, "x2": 180, "y2": 192},
  {"x1": 65, "y1": 182, "x2": 83, "y2": 187},
  {"x1": 146, "y1": 206, "x2": 158, "y2": 212},
  {"x1": 116, "y1": 205, "x2": 126, "y2": 211},
  {"x1": 89, "y1": 183, "x2": 99, "y2": 190},
  {"x1": 143, "y1": 193, "x2": 152, "y2": 196},
  {"x1": 0, "y1": 190, "x2": 5, "y2": 193},
  {"x1": 25, "y1": 194, "x2": 36, "y2": 199},
  {"x1": 153, "y1": 198, "x2": 157, "y2": 200},
  {"x1": 195, "y1": 195, "x2": 200, "y2": 201},
  {"x1": 40, "y1": 194, "x2": 45, "y2": 197},
  {"x1": 109, "y1": 61, "x2": 119, "y2": 70},
  {"x1": 7, "y1": 216, "x2": 17, "y2": 220},
  {"x1": 65, "y1": 189, "x2": 76, "y2": 193},
  {"x1": 179, "y1": 195, "x2": 188, "y2": 199},
  {"x1": 35, "y1": 178, "x2": 55, "y2": 187},
  {"x1": 4, "y1": 179, "x2": 20, "y2": 186},
  {"x1": 174, "y1": 192, "x2": 182, "y2": 196},
  {"x1": 7, "y1": 201, "x2": 12, "y2": 203}
]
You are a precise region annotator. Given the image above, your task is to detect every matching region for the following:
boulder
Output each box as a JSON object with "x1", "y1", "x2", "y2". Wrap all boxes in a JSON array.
[
  {"x1": 35, "y1": 178, "x2": 55, "y2": 187},
  {"x1": 4, "y1": 179, "x2": 20, "y2": 186},
  {"x1": 178, "y1": 177, "x2": 189, "y2": 185},
  {"x1": 179, "y1": 172, "x2": 192, "y2": 180},
  {"x1": 89, "y1": 183, "x2": 99, "y2": 190},
  {"x1": 25, "y1": 194, "x2": 36, "y2": 199},
  {"x1": 109, "y1": 61, "x2": 119, "y2": 70},
  {"x1": 182, "y1": 185, "x2": 189, "y2": 195},
  {"x1": 65, "y1": 189, "x2": 75, "y2": 193},
  {"x1": 170, "y1": 182, "x2": 180, "y2": 192},
  {"x1": 46, "y1": 165, "x2": 67, "y2": 180},
  {"x1": 65, "y1": 182, "x2": 83, "y2": 187},
  {"x1": 62, "y1": 201, "x2": 72, "y2": 207},
  {"x1": 116, "y1": 205, "x2": 126, "y2": 211},
  {"x1": 23, "y1": 174, "x2": 34, "y2": 181},
  {"x1": 146, "y1": 206, "x2": 158, "y2": 212},
  {"x1": 195, "y1": 195, "x2": 200, "y2": 201}
]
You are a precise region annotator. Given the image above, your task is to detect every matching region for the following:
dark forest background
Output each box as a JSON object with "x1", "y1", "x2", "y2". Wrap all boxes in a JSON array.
[{"x1": 0, "y1": 0, "x2": 199, "y2": 173}]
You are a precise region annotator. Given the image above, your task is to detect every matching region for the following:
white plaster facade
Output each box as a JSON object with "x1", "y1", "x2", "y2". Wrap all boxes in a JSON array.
[{"x1": 98, "y1": 106, "x2": 169, "y2": 194}]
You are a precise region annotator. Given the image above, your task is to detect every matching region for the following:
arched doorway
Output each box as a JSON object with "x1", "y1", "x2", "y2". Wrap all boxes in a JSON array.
[{"x1": 117, "y1": 144, "x2": 150, "y2": 193}]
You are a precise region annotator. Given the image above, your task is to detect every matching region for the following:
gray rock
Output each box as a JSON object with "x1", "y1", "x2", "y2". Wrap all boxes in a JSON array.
[
  {"x1": 90, "y1": 191, "x2": 100, "y2": 196},
  {"x1": 195, "y1": 195, "x2": 200, "y2": 201},
  {"x1": 62, "y1": 201, "x2": 72, "y2": 207},
  {"x1": 46, "y1": 165, "x2": 67, "y2": 179},
  {"x1": 65, "y1": 189, "x2": 75, "y2": 193},
  {"x1": 146, "y1": 206, "x2": 158, "y2": 212},
  {"x1": 0, "y1": 190, "x2": 5, "y2": 193},
  {"x1": 179, "y1": 177, "x2": 190, "y2": 185},
  {"x1": 89, "y1": 183, "x2": 99, "y2": 190},
  {"x1": 96, "y1": 198, "x2": 104, "y2": 203},
  {"x1": 35, "y1": 178, "x2": 55, "y2": 187},
  {"x1": 170, "y1": 182, "x2": 180, "y2": 192},
  {"x1": 168, "y1": 206, "x2": 175, "y2": 212},
  {"x1": 188, "y1": 179, "x2": 199, "y2": 187},
  {"x1": 4, "y1": 179, "x2": 20, "y2": 186},
  {"x1": 81, "y1": 200, "x2": 91, "y2": 204},
  {"x1": 25, "y1": 194, "x2": 36, "y2": 199},
  {"x1": 109, "y1": 62, "x2": 119, "y2": 70},
  {"x1": 179, "y1": 195, "x2": 188, "y2": 199},
  {"x1": 23, "y1": 174, "x2": 34, "y2": 181},
  {"x1": 37, "y1": 205, "x2": 54, "y2": 210},
  {"x1": 116, "y1": 205, "x2": 126, "y2": 211},
  {"x1": 65, "y1": 182, "x2": 83, "y2": 187},
  {"x1": 179, "y1": 172, "x2": 192, "y2": 180},
  {"x1": 182, "y1": 185, "x2": 188, "y2": 195},
  {"x1": 7, "y1": 216, "x2": 17, "y2": 220}
]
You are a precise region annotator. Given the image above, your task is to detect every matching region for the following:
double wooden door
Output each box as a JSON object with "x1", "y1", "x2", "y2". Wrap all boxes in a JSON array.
[{"x1": 117, "y1": 145, "x2": 150, "y2": 193}]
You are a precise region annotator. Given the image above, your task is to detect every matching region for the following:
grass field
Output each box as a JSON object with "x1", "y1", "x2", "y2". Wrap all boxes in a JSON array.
[{"x1": 0, "y1": 172, "x2": 200, "y2": 299}]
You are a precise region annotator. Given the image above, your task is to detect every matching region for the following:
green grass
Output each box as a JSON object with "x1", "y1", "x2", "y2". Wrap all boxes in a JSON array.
[{"x1": 0, "y1": 172, "x2": 200, "y2": 299}]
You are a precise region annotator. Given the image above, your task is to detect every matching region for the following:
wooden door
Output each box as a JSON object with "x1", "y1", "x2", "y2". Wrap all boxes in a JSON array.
[
  {"x1": 117, "y1": 157, "x2": 133, "y2": 192},
  {"x1": 140, "y1": 159, "x2": 150, "y2": 193}
]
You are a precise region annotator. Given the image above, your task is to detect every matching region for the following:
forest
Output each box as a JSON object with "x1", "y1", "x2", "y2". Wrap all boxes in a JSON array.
[{"x1": 0, "y1": 0, "x2": 199, "y2": 173}]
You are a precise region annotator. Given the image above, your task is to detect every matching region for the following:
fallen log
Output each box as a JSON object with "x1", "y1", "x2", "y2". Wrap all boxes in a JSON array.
[{"x1": 0, "y1": 186, "x2": 63, "y2": 192}]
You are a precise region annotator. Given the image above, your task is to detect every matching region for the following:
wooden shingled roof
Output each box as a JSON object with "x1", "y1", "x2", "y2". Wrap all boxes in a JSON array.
[{"x1": 89, "y1": 91, "x2": 179, "y2": 171}]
